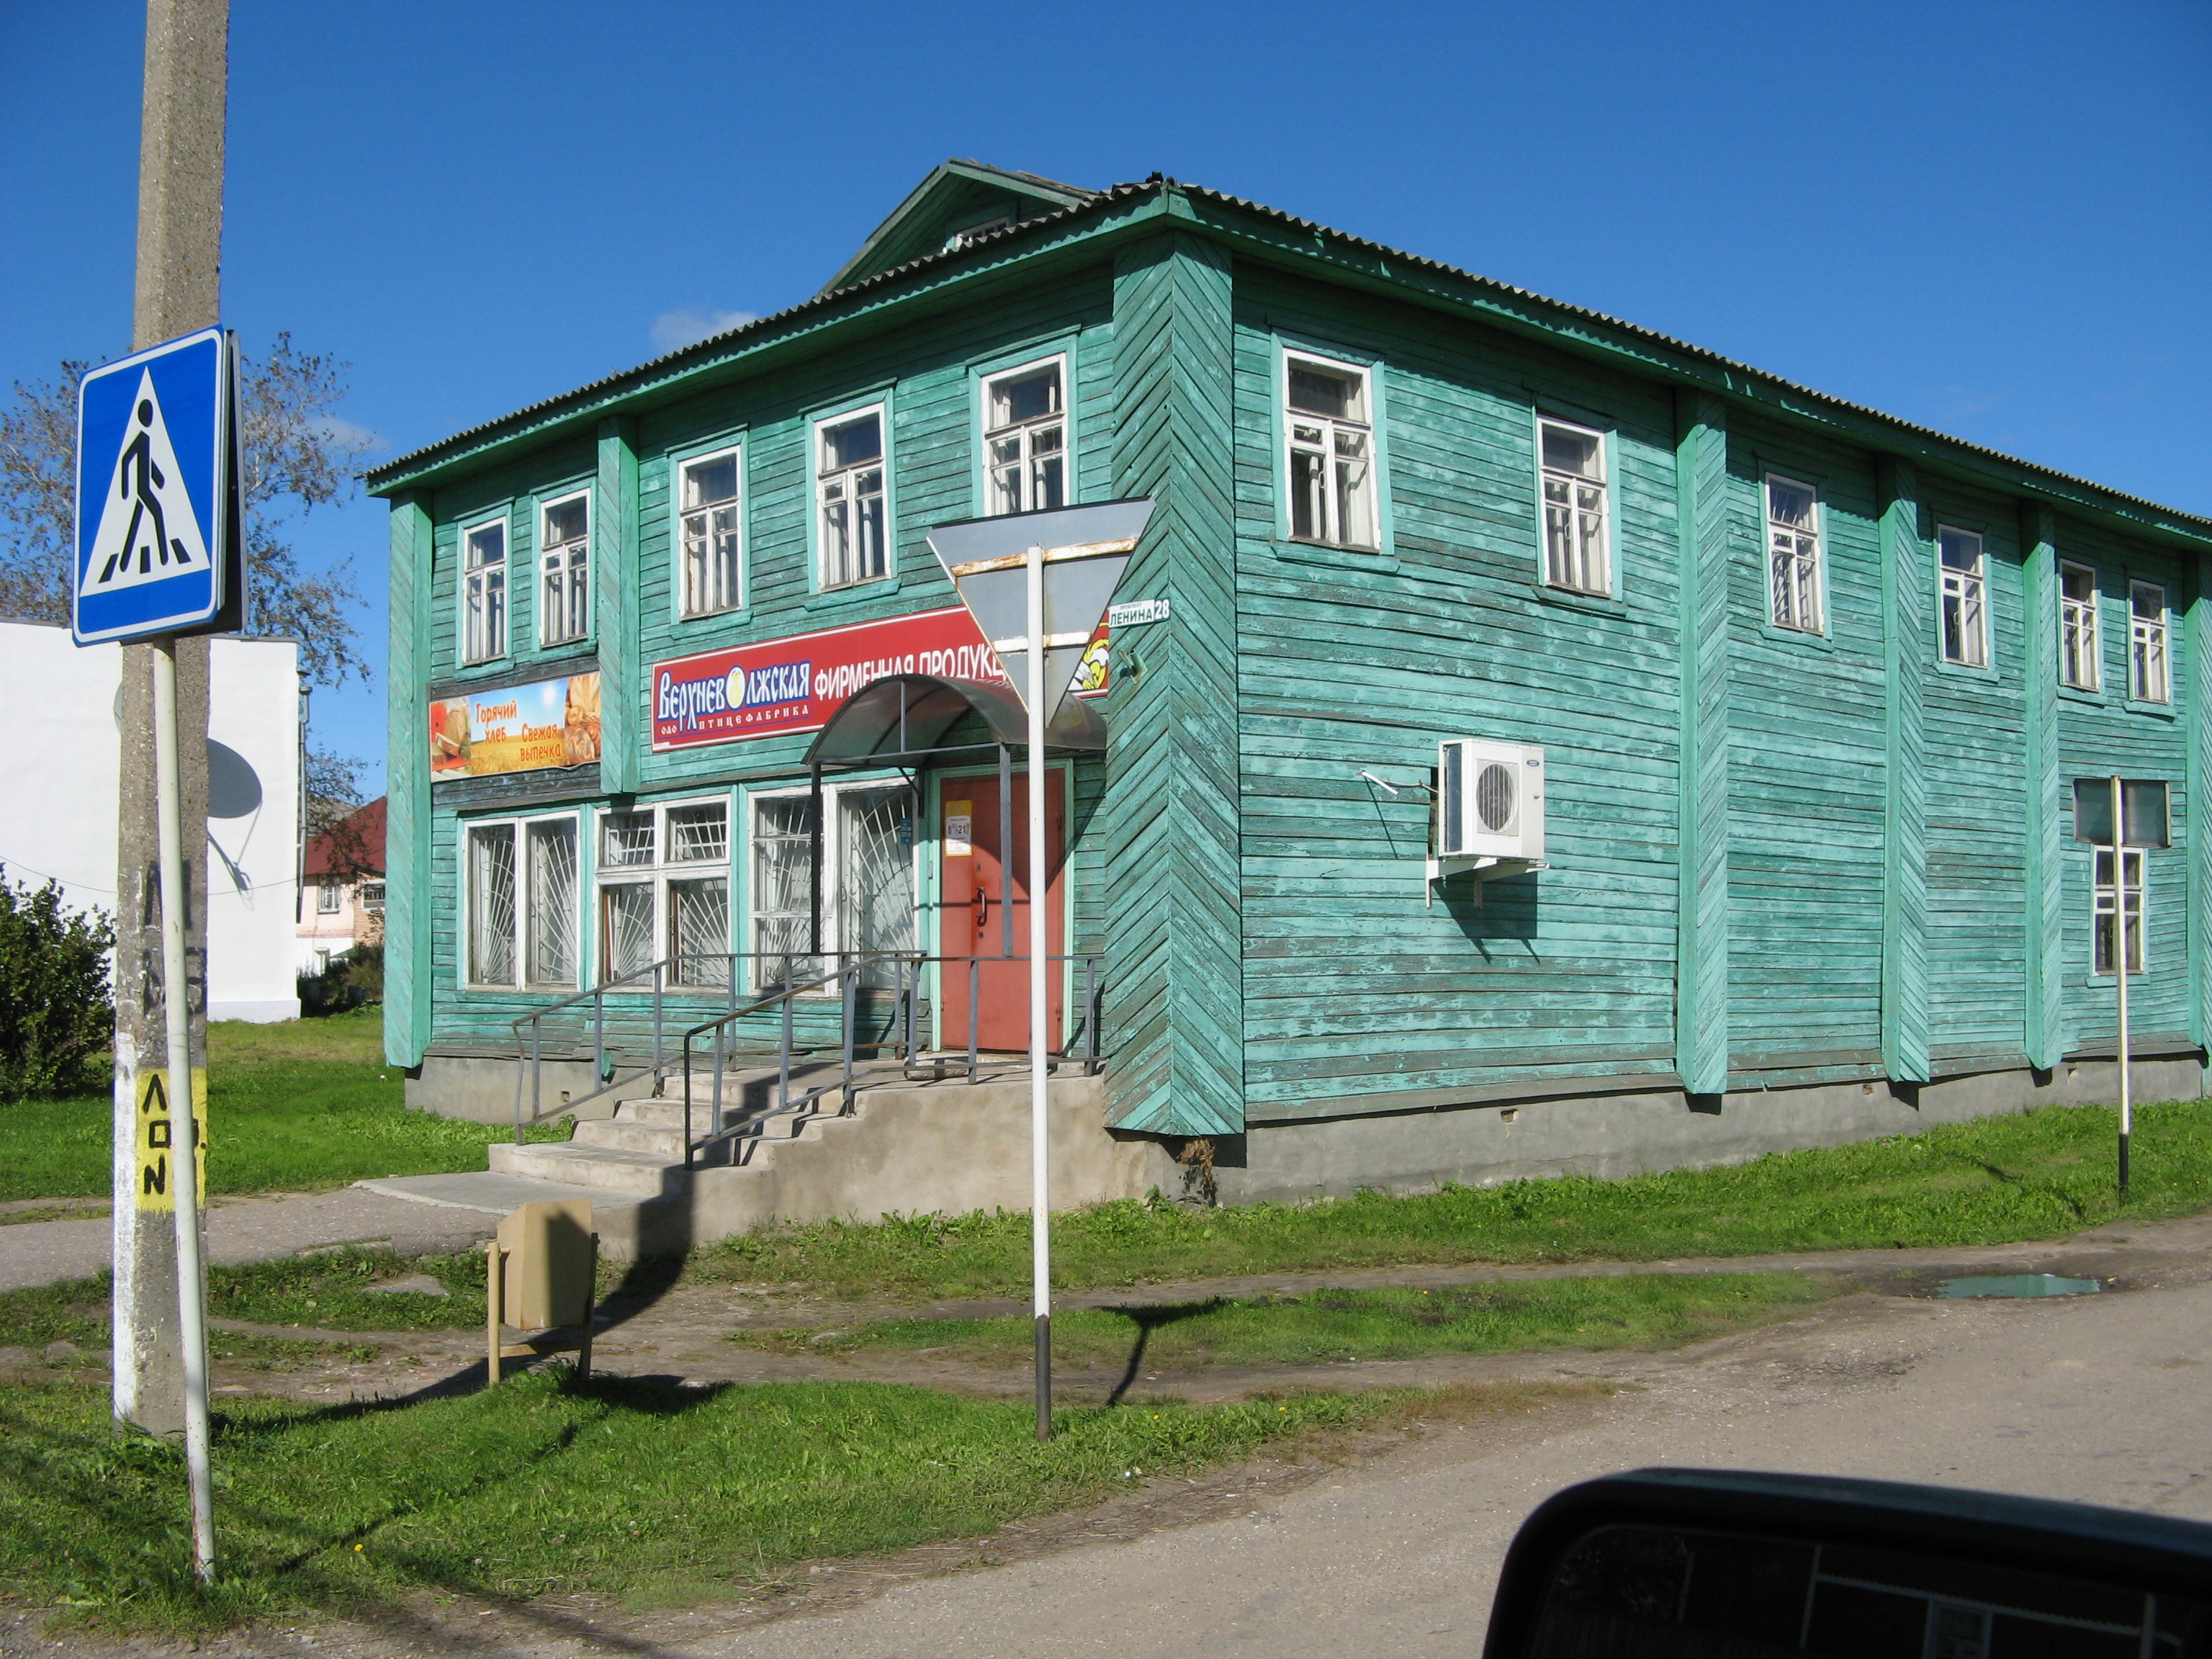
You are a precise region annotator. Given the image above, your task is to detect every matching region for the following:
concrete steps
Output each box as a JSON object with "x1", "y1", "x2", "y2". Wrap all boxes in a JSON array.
[{"x1": 380, "y1": 1067, "x2": 1168, "y2": 1262}]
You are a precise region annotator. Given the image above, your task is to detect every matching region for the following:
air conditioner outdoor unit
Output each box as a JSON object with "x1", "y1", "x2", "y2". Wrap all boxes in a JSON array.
[{"x1": 1430, "y1": 739, "x2": 1545, "y2": 885}]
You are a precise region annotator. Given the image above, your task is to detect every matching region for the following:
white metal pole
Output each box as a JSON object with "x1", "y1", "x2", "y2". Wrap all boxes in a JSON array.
[
  {"x1": 1026, "y1": 542, "x2": 1052, "y2": 1440},
  {"x1": 151, "y1": 639, "x2": 215, "y2": 1579},
  {"x1": 2111, "y1": 774, "x2": 2131, "y2": 1193}
]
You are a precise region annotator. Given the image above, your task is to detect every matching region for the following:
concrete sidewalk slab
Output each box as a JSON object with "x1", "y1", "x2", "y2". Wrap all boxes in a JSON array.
[
  {"x1": 0, "y1": 1187, "x2": 504, "y2": 1293},
  {"x1": 355, "y1": 1171, "x2": 648, "y2": 1218}
]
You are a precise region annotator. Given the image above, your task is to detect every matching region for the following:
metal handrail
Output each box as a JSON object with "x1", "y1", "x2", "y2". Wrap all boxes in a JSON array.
[
  {"x1": 678, "y1": 949, "x2": 1106, "y2": 1168},
  {"x1": 508, "y1": 950, "x2": 817, "y2": 1143}
]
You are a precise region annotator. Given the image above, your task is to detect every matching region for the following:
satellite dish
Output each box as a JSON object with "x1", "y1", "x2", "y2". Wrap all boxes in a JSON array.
[{"x1": 207, "y1": 739, "x2": 263, "y2": 820}]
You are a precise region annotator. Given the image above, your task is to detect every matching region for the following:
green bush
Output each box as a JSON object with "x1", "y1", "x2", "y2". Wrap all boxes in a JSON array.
[
  {"x1": 300, "y1": 941, "x2": 382, "y2": 1013},
  {"x1": 0, "y1": 868, "x2": 113, "y2": 1101}
]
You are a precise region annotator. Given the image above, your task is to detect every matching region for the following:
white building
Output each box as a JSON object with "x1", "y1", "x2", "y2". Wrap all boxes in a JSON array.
[{"x1": 0, "y1": 620, "x2": 302, "y2": 1022}]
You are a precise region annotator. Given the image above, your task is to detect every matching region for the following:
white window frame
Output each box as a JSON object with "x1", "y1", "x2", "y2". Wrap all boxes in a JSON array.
[
  {"x1": 743, "y1": 778, "x2": 920, "y2": 994},
  {"x1": 459, "y1": 515, "x2": 508, "y2": 665},
  {"x1": 814, "y1": 403, "x2": 891, "y2": 590},
  {"x1": 2059, "y1": 559, "x2": 2100, "y2": 691},
  {"x1": 2130, "y1": 580, "x2": 2170, "y2": 704},
  {"x1": 2093, "y1": 846, "x2": 2146, "y2": 976},
  {"x1": 315, "y1": 878, "x2": 342, "y2": 915},
  {"x1": 673, "y1": 442, "x2": 744, "y2": 619},
  {"x1": 461, "y1": 811, "x2": 583, "y2": 991},
  {"x1": 594, "y1": 794, "x2": 734, "y2": 990},
  {"x1": 1936, "y1": 526, "x2": 1988, "y2": 668},
  {"x1": 1535, "y1": 414, "x2": 1611, "y2": 595},
  {"x1": 1282, "y1": 351, "x2": 1380, "y2": 552},
  {"x1": 537, "y1": 490, "x2": 591, "y2": 647},
  {"x1": 1764, "y1": 472, "x2": 1825, "y2": 635},
  {"x1": 979, "y1": 353, "x2": 1069, "y2": 518}
]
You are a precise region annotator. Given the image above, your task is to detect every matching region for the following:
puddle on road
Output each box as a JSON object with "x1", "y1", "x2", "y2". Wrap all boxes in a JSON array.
[{"x1": 1936, "y1": 1273, "x2": 2103, "y2": 1300}]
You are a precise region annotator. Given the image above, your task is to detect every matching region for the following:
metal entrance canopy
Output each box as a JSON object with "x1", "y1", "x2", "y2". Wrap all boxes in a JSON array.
[
  {"x1": 802, "y1": 672, "x2": 1105, "y2": 770},
  {"x1": 797, "y1": 671, "x2": 1105, "y2": 956}
]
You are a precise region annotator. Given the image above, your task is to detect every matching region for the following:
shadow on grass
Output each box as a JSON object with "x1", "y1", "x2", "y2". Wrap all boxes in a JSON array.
[
  {"x1": 1, "y1": 1373, "x2": 736, "y2": 1651},
  {"x1": 1103, "y1": 1298, "x2": 1231, "y2": 1407}
]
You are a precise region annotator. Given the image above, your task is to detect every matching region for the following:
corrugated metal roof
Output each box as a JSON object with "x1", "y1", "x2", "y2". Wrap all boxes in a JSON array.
[{"x1": 367, "y1": 177, "x2": 2212, "y2": 539}]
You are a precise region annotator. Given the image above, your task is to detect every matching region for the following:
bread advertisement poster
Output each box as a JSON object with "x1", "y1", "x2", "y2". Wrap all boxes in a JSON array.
[{"x1": 429, "y1": 673, "x2": 602, "y2": 781}]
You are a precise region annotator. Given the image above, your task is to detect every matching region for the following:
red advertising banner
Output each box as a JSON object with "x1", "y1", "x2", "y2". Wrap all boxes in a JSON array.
[{"x1": 652, "y1": 606, "x2": 1106, "y2": 751}]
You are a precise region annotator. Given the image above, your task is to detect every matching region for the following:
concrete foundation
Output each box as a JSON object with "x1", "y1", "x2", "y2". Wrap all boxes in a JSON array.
[
  {"x1": 407, "y1": 1055, "x2": 613, "y2": 1125},
  {"x1": 1210, "y1": 1053, "x2": 2208, "y2": 1205},
  {"x1": 401, "y1": 1048, "x2": 2203, "y2": 1249}
]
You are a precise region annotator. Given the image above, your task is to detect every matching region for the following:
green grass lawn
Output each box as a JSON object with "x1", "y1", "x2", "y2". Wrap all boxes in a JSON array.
[
  {"x1": 0, "y1": 1008, "x2": 559, "y2": 1202},
  {"x1": 698, "y1": 1097, "x2": 2212, "y2": 1301},
  {"x1": 0, "y1": 1370, "x2": 1423, "y2": 1631},
  {"x1": 742, "y1": 1272, "x2": 1843, "y2": 1370}
]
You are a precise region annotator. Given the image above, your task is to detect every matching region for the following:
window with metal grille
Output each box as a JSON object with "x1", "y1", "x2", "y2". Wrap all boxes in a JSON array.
[
  {"x1": 1938, "y1": 527, "x2": 1987, "y2": 667},
  {"x1": 595, "y1": 799, "x2": 732, "y2": 988},
  {"x1": 678, "y1": 449, "x2": 742, "y2": 617},
  {"x1": 984, "y1": 360, "x2": 1065, "y2": 516},
  {"x1": 2059, "y1": 561, "x2": 2100, "y2": 691},
  {"x1": 467, "y1": 823, "x2": 516, "y2": 985},
  {"x1": 539, "y1": 493, "x2": 590, "y2": 645},
  {"x1": 1285, "y1": 354, "x2": 1377, "y2": 549},
  {"x1": 818, "y1": 409, "x2": 887, "y2": 588},
  {"x1": 465, "y1": 815, "x2": 580, "y2": 989},
  {"x1": 750, "y1": 795, "x2": 816, "y2": 988},
  {"x1": 2131, "y1": 580, "x2": 2170, "y2": 703},
  {"x1": 2094, "y1": 848, "x2": 2145, "y2": 976},
  {"x1": 1766, "y1": 475, "x2": 1822, "y2": 634},
  {"x1": 1539, "y1": 418, "x2": 1609, "y2": 595},
  {"x1": 462, "y1": 518, "x2": 506, "y2": 663},
  {"x1": 746, "y1": 783, "x2": 917, "y2": 993}
]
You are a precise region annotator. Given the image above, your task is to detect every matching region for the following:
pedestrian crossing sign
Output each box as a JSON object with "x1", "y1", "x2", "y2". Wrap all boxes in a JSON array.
[{"x1": 71, "y1": 325, "x2": 241, "y2": 646}]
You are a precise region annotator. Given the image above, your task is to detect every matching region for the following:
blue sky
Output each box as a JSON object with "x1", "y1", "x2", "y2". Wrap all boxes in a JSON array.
[{"x1": 5, "y1": 0, "x2": 2207, "y2": 793}]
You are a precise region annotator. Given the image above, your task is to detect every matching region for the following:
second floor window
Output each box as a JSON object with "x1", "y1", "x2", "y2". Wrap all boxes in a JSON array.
[
  {"x1": 539, "y1": 494, "x2": 590, "y2": 646},
  {"x1": 1938, "y1": 527, "x2": 1987, "y2": 667},
  {"x1": 984, "y1": 360, "x2": 1064, "y2": 516},
  {"x1": 2060, "y1": 561, "x2": 2100, "y2": 691},
  {"x1": 679, "y1": 449, "x2": 742, "y2": 617},
  {"x1": 1286, "y1": 354, "x2": 1377, "y2": 549},
  {"x1": 462, "y1": 519, "x2": 506, "y2": 663},
  {"x1": 1766, "y1": 475, "x2": 1822, "y2": 634},
  {"x1": 818, "y1": 410, "x2": 887, "y2": 587},
  {"x1": 2131, "y1": 580, "x2": 2170, "y2": 703},
  {"x1": 1539, "y1": 418, "x2": 1609, "y2": 594}
]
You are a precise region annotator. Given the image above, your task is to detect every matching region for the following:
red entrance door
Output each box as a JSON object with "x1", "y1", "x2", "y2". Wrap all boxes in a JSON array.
[{"x1": 939, "y1": 770, "x2": 1066, "y2": 1051}]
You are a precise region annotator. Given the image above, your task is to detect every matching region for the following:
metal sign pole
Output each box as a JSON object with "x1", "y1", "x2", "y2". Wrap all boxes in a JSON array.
[
  {"x1": 151, "y1": 637, "x2": 215, "y2": 1577},
  {"x1": 1026, "y1": 542, "x2": 1053, "y2": 1441},
  {"x1": 2110, "y1": 774, "x2": 2131, "y2": 1194}
]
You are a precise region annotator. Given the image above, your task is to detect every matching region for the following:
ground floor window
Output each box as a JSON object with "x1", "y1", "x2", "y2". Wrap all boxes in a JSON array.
[
  {"x1": 2093, "y1": 848, "x2": 2145, "y2": 976},
  {"x1": 747, "y1": 781, "x2": 916, "y2": 991},
  {"x1": 466, "y1": 814, "x2": 580, "y2": 989},
  {"x1": 596, "y1": 796, "x2": 732, "y2": 988}
]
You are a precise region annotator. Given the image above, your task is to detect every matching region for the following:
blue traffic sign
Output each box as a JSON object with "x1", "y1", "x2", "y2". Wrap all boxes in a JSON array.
[{"x1": 72, "y1": 326, "x2": 238, "y2": 646}]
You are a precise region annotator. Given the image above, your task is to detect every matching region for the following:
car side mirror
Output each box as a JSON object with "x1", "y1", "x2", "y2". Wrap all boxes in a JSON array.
[{"x1": 1482, "y1": 1469, "x2": 2212, "y2": 1658}]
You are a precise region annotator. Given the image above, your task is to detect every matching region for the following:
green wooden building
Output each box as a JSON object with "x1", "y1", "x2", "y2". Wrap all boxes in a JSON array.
[{"x1": 369, "y1": 161, "x2": 2212, "y2": 1208}]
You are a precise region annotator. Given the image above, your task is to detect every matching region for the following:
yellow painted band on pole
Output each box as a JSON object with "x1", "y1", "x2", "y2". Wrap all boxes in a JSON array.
[{"x1": 134, "y1": 1068, "x2": 207, "y2": 1212}]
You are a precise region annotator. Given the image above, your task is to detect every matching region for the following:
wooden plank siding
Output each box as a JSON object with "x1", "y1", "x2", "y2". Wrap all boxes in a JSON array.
[
  {"x1": 415, "y1": 269, "x2": 1120, "y2": 1062},
  {"x1": 2051, "y1": 516, "x2": 2194, "y2": 1052},
  {"x1": 1674, "y1": 393, "x2": 1732, "y2": 1095},
  {"x1": 384, "y1": 492, "x2": 434, "y2": 1066},
  {"x1": 1100, "y1": 233, "x2": 1245, "y2": 1136},
  {"x1": 1918, "y1": 477, "x2": 2031, "y2": 1070},
  {"x1": 1232, "y1": 265, "x2": 1685, "y2": 1121},
  {"x1": 375, "y1": 178, "x2": 2212, "y2": 1142},
  {"x1": 2020, "y1": 503, "x2": 2067, "y2": 1066}
]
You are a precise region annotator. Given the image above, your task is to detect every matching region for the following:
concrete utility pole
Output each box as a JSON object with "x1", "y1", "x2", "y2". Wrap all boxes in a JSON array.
[{"x1": 112, "y1": 0, "x2": 225, "y2": 1439}]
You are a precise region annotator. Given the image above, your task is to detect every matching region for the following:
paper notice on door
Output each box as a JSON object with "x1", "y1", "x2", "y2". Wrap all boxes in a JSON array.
[{"x1": 944, "y1": 803, "x2": 973, "y2": 856}]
